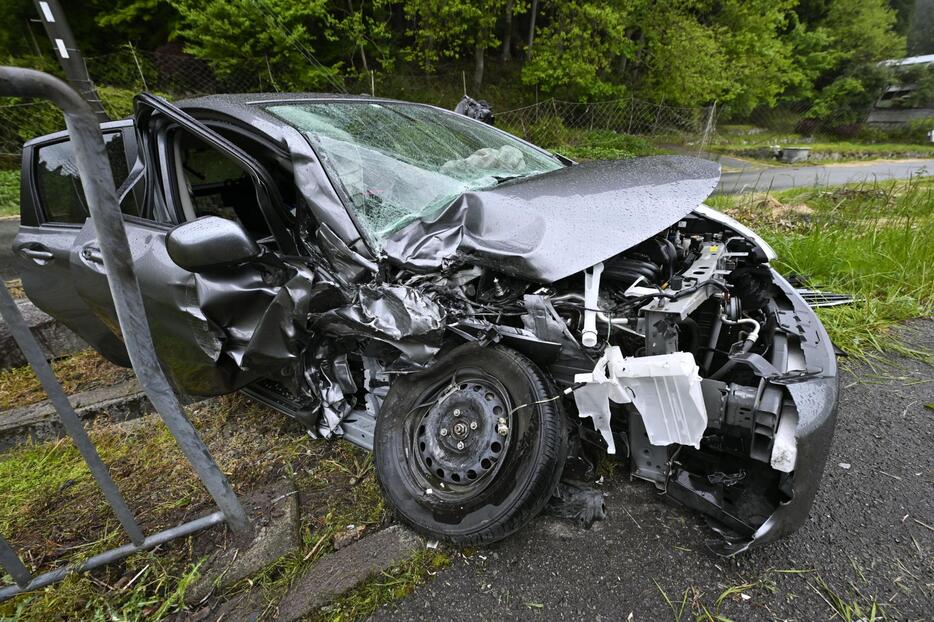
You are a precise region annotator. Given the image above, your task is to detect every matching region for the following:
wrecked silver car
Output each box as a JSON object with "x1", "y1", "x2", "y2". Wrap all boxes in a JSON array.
[{"x1": 14, "y1": 93, "x2": 838, "y2": 554}]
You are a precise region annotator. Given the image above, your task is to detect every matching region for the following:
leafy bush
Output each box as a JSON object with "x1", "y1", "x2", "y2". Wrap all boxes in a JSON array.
[
  {"x1": 0, "y1": 170, "x2": 19, "y2": 218},
  {"x1": 885, "y1": 117, "x2": 934, "y2": 144},
  {"x1": 0, "y1": 86, "x2": 138, "y2": 154}
]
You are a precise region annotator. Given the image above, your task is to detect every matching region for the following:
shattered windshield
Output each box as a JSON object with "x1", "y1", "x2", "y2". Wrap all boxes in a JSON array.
[{"x1": 265, "y1": 102, "x2": 563, "y2": 244}]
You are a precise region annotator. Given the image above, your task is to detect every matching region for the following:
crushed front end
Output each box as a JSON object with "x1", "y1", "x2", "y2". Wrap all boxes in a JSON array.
[{"x1": 218, "y1": 158, "x2": 838, "y2": 552}]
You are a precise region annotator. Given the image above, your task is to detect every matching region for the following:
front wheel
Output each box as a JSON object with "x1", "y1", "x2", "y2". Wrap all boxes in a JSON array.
[{"x1": 374, "y1": 343, "x2": 568, "y2": 545}]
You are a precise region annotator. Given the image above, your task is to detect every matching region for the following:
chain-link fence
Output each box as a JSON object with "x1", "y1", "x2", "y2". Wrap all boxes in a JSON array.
[{"x1": 496, "y1": 98, "x2": 720, "y2": 151}]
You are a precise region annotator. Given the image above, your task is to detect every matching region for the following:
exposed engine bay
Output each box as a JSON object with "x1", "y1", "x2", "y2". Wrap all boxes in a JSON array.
[
  {"x1": 240, "y1": 207, "x2": 837, "y2": 555},
  {"x1": 15, "y1": 97, "x2": 839, "y2": 557}
]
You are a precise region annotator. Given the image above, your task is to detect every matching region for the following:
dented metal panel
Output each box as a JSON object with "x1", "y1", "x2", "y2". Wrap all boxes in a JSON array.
[{"x1": 382, "y1": 156, "x2": 721, "y2": 282}]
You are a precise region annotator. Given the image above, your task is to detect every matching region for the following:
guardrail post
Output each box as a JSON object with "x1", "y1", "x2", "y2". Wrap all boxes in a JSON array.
[{"x1": 0, "y1": 66, "x2": 251, "y2": 540}]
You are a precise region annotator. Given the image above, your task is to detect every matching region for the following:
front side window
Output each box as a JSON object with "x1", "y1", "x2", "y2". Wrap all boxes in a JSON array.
[
  {"x1": 265, "y1": 102, "x2": 562, "y2": 245},
  {"x1": 34, "y1": 132, "x2": 136, "y2": 224},
  {"x1": 172, "y1": 131, "x2": 272, "y2": 241}
]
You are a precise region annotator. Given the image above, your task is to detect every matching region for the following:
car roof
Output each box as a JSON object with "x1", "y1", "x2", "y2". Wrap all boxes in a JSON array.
[{"x1": 174, "y1": 92, "x2": 427, "y2": 126}]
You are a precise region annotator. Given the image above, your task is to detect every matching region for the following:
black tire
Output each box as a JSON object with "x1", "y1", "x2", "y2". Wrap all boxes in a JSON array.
[{"x1": 374, "y1": 343, "x2": 568, "y2": 545}]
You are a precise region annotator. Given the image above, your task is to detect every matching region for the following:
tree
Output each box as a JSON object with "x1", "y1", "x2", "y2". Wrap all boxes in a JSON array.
[
  {"x1": 169, "y1": 0, "x2": 342, "y2": 90},
  {"x1": 521, "y1": 0, "x2": 634, "y2": 100},
  {"x1": 821, "y1": 0, "x2": 905, "y2": 65},
  {"x1": 403, "y1": 0, "x2": 512, "y2": 91}
]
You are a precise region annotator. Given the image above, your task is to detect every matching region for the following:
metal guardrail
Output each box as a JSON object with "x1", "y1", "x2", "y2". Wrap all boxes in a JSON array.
[{"x1": 0, "y1": 66, "x2": 251, "y2": 601}]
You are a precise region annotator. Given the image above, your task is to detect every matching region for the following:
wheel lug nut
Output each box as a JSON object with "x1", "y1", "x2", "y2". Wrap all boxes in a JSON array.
[
  {"x1": 469, "y1": 421, "x2": 478, "y2": 430},
  {"x1": 456, "y1": 441, "x2": 465, "y2": 450},
  {"x1": 453, "y1": 409, "x2": 461, "y2": 417},
  {"x1": 440, "y1": 428, "x2": 448, "y2": 437}
]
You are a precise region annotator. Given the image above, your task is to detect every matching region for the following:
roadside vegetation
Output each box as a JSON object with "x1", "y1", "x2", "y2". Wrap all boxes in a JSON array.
[
  {"x1": 709, "y1": 128, "x2": 934, "y2": 166},
  {"x1": 0, "y1": 169, "x2": 18, "y2": 218},
  {"x1": 0, "y1": 349, "x2": 132, "y2": 411},
  {"x1": 708, "y1": 177, "x2": 934, "y2": 361},
  {"x1": 0, "y1": 393, "x2": 405, "y2": 620}
]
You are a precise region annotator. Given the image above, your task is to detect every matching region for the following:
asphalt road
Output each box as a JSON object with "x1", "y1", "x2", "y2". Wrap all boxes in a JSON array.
[
  {"x1": 0, "y1": 218, "x2": 18, "y2": 282},
  {"x1": 371, "y1": 320, "x2": 934, "y2": 621},
  {"x1": 717, "y1": 158, "x2": 934, "y2": 194}
]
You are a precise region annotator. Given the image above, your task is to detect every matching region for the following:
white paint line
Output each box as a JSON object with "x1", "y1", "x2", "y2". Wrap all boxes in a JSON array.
[
  {"x1": 39, "y1": 1, "x2": 55, "y2": 22},
  {"x1": 55, "y1": 38, "x2": 69, "y2": 59}
]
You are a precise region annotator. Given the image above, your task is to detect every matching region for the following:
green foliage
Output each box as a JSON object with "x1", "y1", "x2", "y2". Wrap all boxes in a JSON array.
[
  {"x1": 95, "y1": 0, "x2": 181, "y2": 50},
  {"x1": 641, "y1": 0, "x2": 802, "y2": 114},
  {"x1": 521, "y1": 115, "x2": 572, "y2": 148},
  {"x1": 521, "y1": 0, "x2": 632, "y2": 100},
  {"x1": 712, "y1": 179, "x2": 934, "y2": 360},
  {"x1": 807, "y1": 63, "x2": 894, "y2": 127},
  {"x1": 0, "y1": 170, "x2": 18, "y2": 218},
  {"x1": 885, "y1": 117, "x2": 934, "y2": 144},
  {"x1": 403, "y1": 0, "x2": 507, "y2": 68},
  {"x1": 821, "y1": 0, "x2": 906, "y2": 65},
  {"x1": 897, "y1": 64, "x2": 934, "y2": 110},
  {"x1": 552, "y1": 129, "x2": 656, "y2": 161},
  {"x1": 1, "y1": 0, "x2": 916, "y2": 125},
  {"x1": 169, "y1": 0, "x2": 344, "y2": 90}
]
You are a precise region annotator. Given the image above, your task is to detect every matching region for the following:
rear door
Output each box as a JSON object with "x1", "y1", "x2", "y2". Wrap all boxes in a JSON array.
[
  {"x1": 13, "y1": 121, "x2": 138, "y2": 365},
  {"x1": 68, "y1": 94, "x2": 295, "y2": 396}
]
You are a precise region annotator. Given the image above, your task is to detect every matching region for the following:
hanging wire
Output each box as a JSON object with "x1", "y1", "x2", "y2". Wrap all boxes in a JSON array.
[{"x1": 251, "y1": 0, "x2": 348, "y2": 94}]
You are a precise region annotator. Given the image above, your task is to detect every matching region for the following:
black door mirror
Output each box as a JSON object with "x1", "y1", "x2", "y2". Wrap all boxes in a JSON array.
[{"x1": 166, "y1": 216, "x2": 260, "y2": 273}]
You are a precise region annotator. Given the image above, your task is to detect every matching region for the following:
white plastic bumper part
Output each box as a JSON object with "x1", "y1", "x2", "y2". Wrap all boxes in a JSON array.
[{"x1": 573, "y1": 347, "x2": 708, "y2": 453}]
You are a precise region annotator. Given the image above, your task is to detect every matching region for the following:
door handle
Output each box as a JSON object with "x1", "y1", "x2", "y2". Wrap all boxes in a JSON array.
[
  {"x1": 81, "y1": 246, "x2": 104, "y2": 265},
  {"x1": 16, "y1": 244, "x2": 54, "y2": 264}
]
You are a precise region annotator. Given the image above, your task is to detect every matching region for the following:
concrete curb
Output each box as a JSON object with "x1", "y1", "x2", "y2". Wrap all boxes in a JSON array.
[
  {"x1": 0, "y1": 298, "x2": 87, "y2": 370},
  {"x1": 202, "y1": 525, "x2": 424, "y2": 622},
  {"x1": 0, "y1": 379, "x2": 149, "y2": 450},
  {"x1": 186, "y1": 479, "x2": 302, "y2": 605},
  {"x1": 274, "y1": 525, "x2": 423, "y2": 621}
]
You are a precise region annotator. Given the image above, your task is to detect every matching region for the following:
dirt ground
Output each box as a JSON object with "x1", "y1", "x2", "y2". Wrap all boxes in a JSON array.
[{"x1": 370, "y1": 319, "x2": 934, "y2": 621}]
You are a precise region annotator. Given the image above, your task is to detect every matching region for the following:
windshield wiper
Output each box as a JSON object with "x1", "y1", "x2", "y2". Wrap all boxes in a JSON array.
[{"x1": 492, "y1": 174, "x2": 525, "y2": 185}]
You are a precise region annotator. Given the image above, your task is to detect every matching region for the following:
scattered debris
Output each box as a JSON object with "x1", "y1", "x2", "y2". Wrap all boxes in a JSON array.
[{"x1": 544, "y1": 480, "x2": 607, "y2": 529}]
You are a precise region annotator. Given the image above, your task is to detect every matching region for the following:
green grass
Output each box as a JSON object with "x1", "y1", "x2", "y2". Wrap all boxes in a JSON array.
[
  {"x1": 709, "y1": 134, "x2": 934, "y2": 165},
  {"x1": 498, "y1": 118, "x2": 660, "y2": 161},
  {"x1": 0, "y1": 169, "x2": 18, "y2": 218},
  {"x1": 0, "y1": 349, "x2": 133, "y2": 411},
  {"x1": 546, "y1": 129, "x2": 659, "y2": 161},
  {"x1": 708, "y1": 178, "x2": 934, "y2": 361},
  {"x1": 0, "y1": 395, "x2": 352, "y2": 620}
]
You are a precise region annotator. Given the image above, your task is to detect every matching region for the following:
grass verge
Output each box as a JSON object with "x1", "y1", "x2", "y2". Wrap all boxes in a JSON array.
[
  {"x1": 707, "y1": 177, "x2": 934, "y2": 361},
  {"x1": 708, "y1": 130, "x2": 934, "y2": 165},
  {"x1": 0, "y1": 349, "x2": 133, "y2": 411},
  {"x1": 0, "y1": 394, "x2": 391, "y2": 620},
  {"x1": 0, "y1": 169, "x2": 18, "y2": 218}
]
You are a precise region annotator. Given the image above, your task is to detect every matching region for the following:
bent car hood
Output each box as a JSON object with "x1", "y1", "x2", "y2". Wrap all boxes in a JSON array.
[{"x1": 382, "y1": 155, "x2": 721, "y2": 283}]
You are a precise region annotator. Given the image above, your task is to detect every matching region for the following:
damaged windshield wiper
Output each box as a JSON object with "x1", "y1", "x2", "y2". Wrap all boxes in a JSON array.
[{"x1": 492, "y1": 174, "x2": 526, "y2": 185}]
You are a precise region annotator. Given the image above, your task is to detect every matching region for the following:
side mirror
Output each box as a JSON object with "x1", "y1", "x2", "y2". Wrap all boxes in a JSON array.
[{"x1": 166, "y1": 216, "x2": 260, "y2": 273}]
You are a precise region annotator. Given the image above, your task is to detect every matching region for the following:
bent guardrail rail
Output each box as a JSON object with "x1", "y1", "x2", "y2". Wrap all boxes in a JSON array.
[{"x1": 0, "y1": 66, "x2": 251, "y2": 601}]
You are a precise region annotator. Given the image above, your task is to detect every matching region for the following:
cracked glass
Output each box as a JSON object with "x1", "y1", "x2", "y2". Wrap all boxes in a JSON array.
[{"x1": 266, "y1": 102, "x2": 562, "y2": 245}]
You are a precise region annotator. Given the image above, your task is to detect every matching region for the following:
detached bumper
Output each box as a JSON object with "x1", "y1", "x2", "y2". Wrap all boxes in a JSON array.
[{"x1": 718, "y1": 269, "x2": 839, "y2": 555}]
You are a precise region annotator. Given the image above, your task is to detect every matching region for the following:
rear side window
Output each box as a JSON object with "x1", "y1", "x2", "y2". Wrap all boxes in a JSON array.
[{"x1": 34, "y1": 132, "x2": 136, "y2": 224}]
